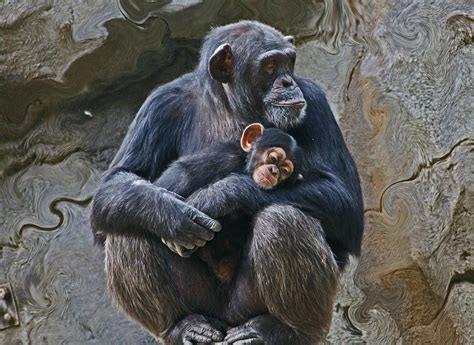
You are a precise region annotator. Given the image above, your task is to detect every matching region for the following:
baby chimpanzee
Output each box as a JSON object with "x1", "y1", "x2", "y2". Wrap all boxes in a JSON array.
[
  {"x1": 154, "y1": 123, "x2": 303, "y2": 282},
  {"x1": 157, "y1": 123, "x2": 302, "y2": 194}
]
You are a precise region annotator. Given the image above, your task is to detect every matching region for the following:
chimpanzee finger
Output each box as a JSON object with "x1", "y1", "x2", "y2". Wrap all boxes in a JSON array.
[
  {"x1": 185, "y1": 332, "x2": 214, "y2": 343},
  {"x1": 174, "y1": 245, "x2": 192, "y2": 258},
  {"x1": 161, "y1": 238, "x2": 178, "y2": 253},
  {"x1": 161, "y1": 239, "x2": 193, "y2": 258},
  {"x1": 194, "y1": 239, "x2": 206, "y2": 247},
  {"x1": 182, "y1": 206, "x2": 222, "y2": 232},
  {"x1": 186, "y1": 221, "x2": 216, "y2": 242},
  {"x1": 179, "y1": 247, "x2": 199, "y2": 257},
  {"x1": 188, "y1": 325, "x2": 224, "y2": 341},
  {"x1": 174, "y1": 240, "x2": 196, "y2": 250},
  {"x1": 225, "y1": 325, "x2": 260, "y2": 343}
]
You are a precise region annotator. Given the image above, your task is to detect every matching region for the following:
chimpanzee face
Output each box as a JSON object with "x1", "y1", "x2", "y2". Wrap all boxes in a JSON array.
[
  {"x1": 240, "y1": 124, "x2": 303, "y2": 190},
  {"x1": 250, "y1": 146, "x2": 295, "y2": 189},
  {"x1": 256, "y1": 45, "x2": 307, "y2": 129},
  {"x1": 207, "y1": 28, "x2": 306, "y2": 130}
]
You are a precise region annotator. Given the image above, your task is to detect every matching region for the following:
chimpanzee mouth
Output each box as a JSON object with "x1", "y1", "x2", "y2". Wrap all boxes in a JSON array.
[
  {"x1": 254, "y1": 170, "x2": 277, "y2": 189},
  {"x1": 264, "y1": 102, "x2": 307, "y2": 129},
  {"x1": 271, "y1": 100, "x2": 306, "y2": 109},
  {"x1": 258, "y1": 177, "x2": 276, "y2": 190}
]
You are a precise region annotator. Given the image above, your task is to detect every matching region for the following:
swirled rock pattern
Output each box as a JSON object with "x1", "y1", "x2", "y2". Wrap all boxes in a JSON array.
[{"x1": 0, "y1": 1, "x2": 472, "y2": 344}]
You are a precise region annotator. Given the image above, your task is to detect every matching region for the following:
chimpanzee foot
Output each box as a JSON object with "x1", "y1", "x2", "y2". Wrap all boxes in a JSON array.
[
  {"x1": 169, "y1": 314, "x2": 226, "y2": 344},
  {"x1": 224, "y1": 324, "x2": 266, "y2": 345}
]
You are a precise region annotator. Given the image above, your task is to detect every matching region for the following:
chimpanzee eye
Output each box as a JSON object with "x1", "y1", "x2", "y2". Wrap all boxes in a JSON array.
[
  {"x1": 267, "y1": 152, "x2": 278, "y2": 163},
  {"x1": 265, "y1": 61, "x2": 276, "y2": 74},
  {"x1": 280, "y1": 160, "x2": 294, "y2": 177}
]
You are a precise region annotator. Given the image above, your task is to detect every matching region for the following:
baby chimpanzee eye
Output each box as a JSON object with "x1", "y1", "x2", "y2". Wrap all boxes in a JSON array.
[
  {"x1": 267, "y1": 151, "x2": 279, "y2": 163},
  {"x1": 281, "y1": 166, "x2": 291, "y2": 175}
]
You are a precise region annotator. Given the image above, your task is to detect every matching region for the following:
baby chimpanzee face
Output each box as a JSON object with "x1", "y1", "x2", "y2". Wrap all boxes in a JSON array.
[
  {"x1": 250, "y1": 146, "x2": 294, "y2": 189},
  {"x1": 240, "y1": 123, "x2": 303, "y2": 190}
]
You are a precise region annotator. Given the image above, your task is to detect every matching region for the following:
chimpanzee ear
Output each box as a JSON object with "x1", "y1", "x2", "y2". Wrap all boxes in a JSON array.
[
  {"x1": 208, "y1": 43, "x2": 233, "y2": 83},
  {"x1": 284, "y1": 35, "x2": 295, "y2": 45},
  {"x1": 241, "y1": 123, "x2": 264, "y2": 152}
]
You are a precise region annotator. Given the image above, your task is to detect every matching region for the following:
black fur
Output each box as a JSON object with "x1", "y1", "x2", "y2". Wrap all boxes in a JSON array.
[
  {"x1": 155, "y1": 141, "x2": 246, "y2": 199},
  {"x1": 155, "y1": 128, "x2": 301, "y2": 278},
  {"x1": 156, "y1": 127, "x2": 301, "y2": 199},
  {"x1": 91, "y1": 20, "x2": 364, "y2": 345}
]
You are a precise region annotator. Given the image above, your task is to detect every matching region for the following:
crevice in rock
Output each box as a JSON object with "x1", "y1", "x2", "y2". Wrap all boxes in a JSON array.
[
  {"x1": 0, "y1": 196, "x2": 92, "y2": 253},
  {"x1": 432, "y1": 269, "x2": 474, "y2": 322},
  {"x1": 364, "y1": 138, "x2": 473, "y2": 214},
  {"x1": 427, "y1": 187, "x2": 467, "y2": 259},
  {"x1": 344, "y1": 47, "x2": 365, "y2": 102}
]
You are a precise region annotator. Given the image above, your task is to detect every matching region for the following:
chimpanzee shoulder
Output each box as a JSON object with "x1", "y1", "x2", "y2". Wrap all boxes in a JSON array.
[{"x1": 109, "y1": 74, "x2": 198, "y2": 181}]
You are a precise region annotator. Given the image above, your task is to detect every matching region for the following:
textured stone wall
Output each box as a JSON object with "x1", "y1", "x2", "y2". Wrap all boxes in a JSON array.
[{"x1": 0, "y1": 1, "x2": 472, "y2": 344}]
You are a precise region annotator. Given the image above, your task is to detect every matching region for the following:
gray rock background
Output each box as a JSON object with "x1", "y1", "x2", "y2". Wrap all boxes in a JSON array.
[{"x1": 0, "y1": 1, "x2": 472, "y2": 344}]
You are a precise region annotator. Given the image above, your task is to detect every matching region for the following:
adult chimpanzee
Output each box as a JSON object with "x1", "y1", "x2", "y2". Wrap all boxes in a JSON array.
[
  {"x1": 91, "y1": 21, "x2": 363, "y2": 345},
  {"x1": 156, "y1": 123, "x2": 303, "y2": 280}
]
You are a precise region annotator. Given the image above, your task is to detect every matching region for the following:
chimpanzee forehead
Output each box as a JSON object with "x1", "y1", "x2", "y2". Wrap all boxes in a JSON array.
[
  {"x1": 257, "y1": 48, "x2": 296, "y2": 63},
  {"x1": 199, "y1": 21, "x2": 294, "y2": 78}
]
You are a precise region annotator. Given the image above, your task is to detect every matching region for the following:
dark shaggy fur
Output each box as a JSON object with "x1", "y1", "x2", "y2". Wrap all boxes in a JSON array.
[
  {"x1": 91, "y1": 20, "x2": 363, "y2": 345},
  {"x1": 154, "y1": 128, "x2": 302, "y2": 283}
]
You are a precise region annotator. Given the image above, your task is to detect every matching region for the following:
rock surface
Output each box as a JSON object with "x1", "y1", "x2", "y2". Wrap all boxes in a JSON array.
[{"x1": 0, "y1": 1, "x2": 472, "y2": 344}]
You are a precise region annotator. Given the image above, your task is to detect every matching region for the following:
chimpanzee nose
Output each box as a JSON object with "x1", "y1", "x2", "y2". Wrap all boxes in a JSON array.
[
  {"x1": 281, "y1": 76, "x2": 293, "y2": 88},
  {"x1": 270, "y1": 165, "x2": 279, "y2": 176}
]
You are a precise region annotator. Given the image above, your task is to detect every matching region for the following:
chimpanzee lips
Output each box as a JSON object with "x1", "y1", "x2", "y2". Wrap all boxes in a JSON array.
[
  {"x1": 255, "y1": 170, "x2": 277, "y2": 189},
  {"x1": 264, "y1": 98, "x2": 307, "y2": 129},
  {"x1": 271, "y1": 100, "x2": 306, "y2": 109}
]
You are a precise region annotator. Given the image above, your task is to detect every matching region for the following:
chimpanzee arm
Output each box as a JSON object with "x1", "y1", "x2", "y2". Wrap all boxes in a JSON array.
[
  {"x1": 154, "y1": 142, "x2": 245, "y2": 198},
  {"x1": 90, "y1": 81, "x2": 221, "y2": 246},
  {"x1": 187, "y1": 80, "x2": 364, "y2": 266},
  {"x1": 188, "y1": 168, "x2": 361, "y2": 262}
]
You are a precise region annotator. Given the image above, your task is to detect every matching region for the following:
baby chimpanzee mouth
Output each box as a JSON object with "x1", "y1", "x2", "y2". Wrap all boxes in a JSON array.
[{"x1": 260, "y1": 174, "x2": 275, "y2": 185}]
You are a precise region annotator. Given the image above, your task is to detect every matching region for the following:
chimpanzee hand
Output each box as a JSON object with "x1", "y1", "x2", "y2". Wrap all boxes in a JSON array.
[{"x1": 158, "y1": 189, "x2": 221, "y2": 257}]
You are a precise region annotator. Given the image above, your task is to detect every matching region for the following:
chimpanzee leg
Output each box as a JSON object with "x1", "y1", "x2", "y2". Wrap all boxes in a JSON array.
[
  {"x1": 227, "y1": 205, "x2": 340, "y2": 345},
  {"x1": 104, "y1": 235, "x2": 225, "y2": 344}
]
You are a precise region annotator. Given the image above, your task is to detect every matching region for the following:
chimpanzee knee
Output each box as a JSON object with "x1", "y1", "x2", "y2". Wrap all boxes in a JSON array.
[
  {"x1": 105, "y1": 235, "x2": 182, "y2": 339},
  {"x1": 250, "y1": 205, "x2": 340, "y2": 337},
  {"x1": 105, "y1": 235, "x2": 220, "y2": 341}
]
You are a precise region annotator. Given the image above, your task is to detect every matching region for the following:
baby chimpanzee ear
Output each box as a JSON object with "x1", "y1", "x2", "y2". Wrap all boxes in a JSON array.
[
  {"x1": 241, "y1": 123, "x2": 264, "y2": 152},
  {"x1": 208, "y1": 43, "x2": 233, "y2": 83}
]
